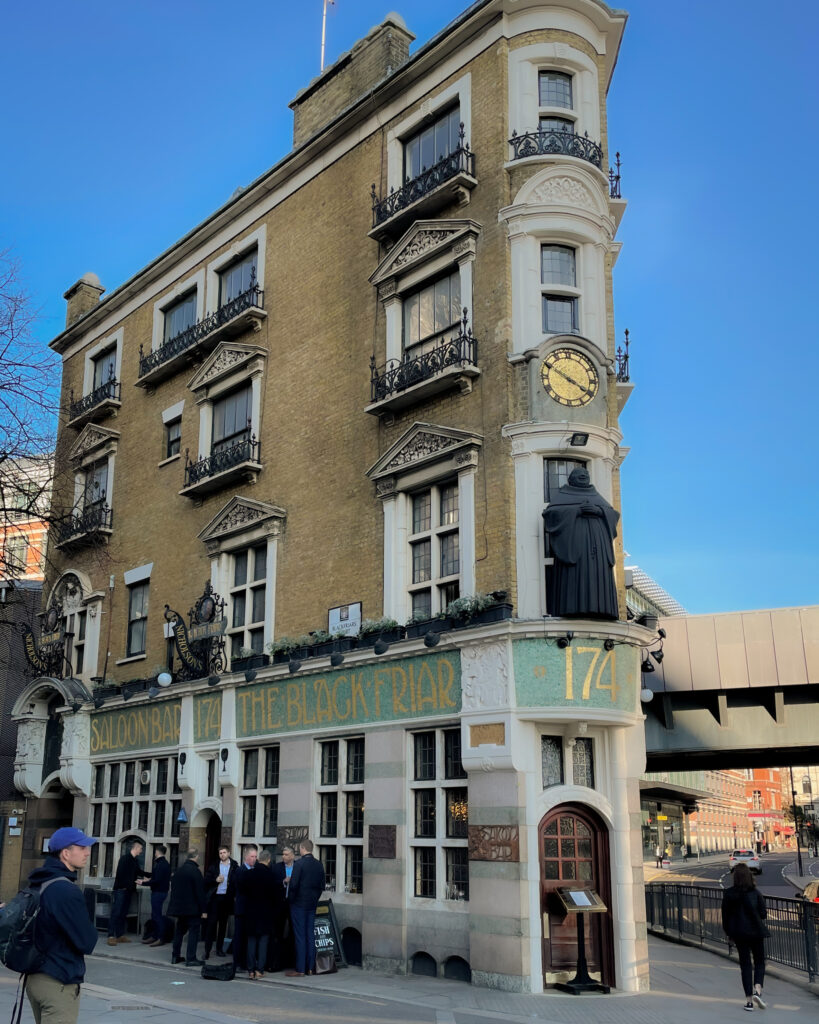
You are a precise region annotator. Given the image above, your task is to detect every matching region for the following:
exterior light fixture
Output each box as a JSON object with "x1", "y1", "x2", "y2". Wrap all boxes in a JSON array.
[
  {"x1": 93, "y1": 696, "x2": 105, "y2": 709},
  {"x1": 557, "y1": 631, "x2": 574, "y2": 649},
  {"x1": 207, "y1": 675, "x2": 220, "y2": 687},
  {"x1": 373, "y1": 639, "x2": 390, "y2": 656},
  {"x1": 330, "y1": 652, "x2": 345, "y2": 667},
  {"x1": 157, "y1": 672, "x2": 173, "y2": 687},
  {"x1": 657, "y1": 627, "x2": 667, "y2": 640},
  {"x1": 640, "y1": 687, "x2": 654, "y2": 703},
  {"x1": 423, "y1": 631, "x2": 441, "y2": 648},
  {"x1": 650, "y1": 649, "x2": 664, "y2": 664},
  {"x1": 244, "y1": 668, "x2": 257, "y2": 682},
  {"x1": 148, "y1": 686, "x2": 159, "y2": 699},
  {"x1": 603, "y1": 638, "x2": 615, "y2": 651},
  {"x1": 641, "y1": 656, "x2": 654, "y2": 674},
  {"x1": 122, "y1": 689, "x2": 134, "y2": 701},
  {"x1": 288, "y1": 659, "x2": 302, "y2": 674},
  {"x1": 220, "y1": 747, "x2": 229, "y2": 771},
  {"x1": 569, "y1": 432, "x2": 589, "y2": 447},
  {"x1": 70, "y1": 701, "x2": 81, "y2": 713}
]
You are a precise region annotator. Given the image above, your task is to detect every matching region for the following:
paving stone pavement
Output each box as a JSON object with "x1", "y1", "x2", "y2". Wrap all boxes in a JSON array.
[{"x1": 0, "y1": 934, "x2": 816, "y2": 1023}]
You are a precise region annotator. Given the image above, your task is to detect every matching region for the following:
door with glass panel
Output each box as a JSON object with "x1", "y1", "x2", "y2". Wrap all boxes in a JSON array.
[{"x1": 539, "y1": 804, "x2": 613, "y2": 987}]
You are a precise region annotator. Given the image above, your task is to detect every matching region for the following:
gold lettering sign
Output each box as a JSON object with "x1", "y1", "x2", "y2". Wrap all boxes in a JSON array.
[
  {"x1": 90, "y1": 701, "x2": 182, "y2": 755},
  {"x1": 237, "y1": 653, "x2": 461, "y2": 737},
  {"x1": 193, "y1": 692, "x2": 222, "y2": 744}
]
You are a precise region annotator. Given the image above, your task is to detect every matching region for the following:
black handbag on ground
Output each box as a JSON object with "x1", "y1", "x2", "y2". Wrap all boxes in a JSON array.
[{"x1": 201, "y1": 961, "x2": 236, "y2": 980}]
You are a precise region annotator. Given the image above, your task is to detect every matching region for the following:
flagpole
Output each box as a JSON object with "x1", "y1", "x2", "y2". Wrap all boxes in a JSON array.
[{"x1": 320, "y1": 0, "x2": 329, "y2": 72}]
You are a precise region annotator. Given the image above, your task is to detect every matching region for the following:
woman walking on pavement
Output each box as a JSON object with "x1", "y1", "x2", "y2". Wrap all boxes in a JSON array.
[{"x1": 721, "y1": 862, "x2": 769, "y2": 1011}]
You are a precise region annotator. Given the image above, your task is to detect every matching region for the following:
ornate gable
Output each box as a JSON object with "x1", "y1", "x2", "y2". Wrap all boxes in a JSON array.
[
  {"x1": 510, "y1": 165, "x2": 610, "y2": 221},
  {"x1": 68, "y1": 424, "x2": 120, "y2": 465},
  {"x1": 187, "y1": 342, "x2": 267, "y2": 393},
  {"x1": 198, "y1": 495, "x2": 286, "y2": 554},
  {"x1": 370, "y1": 219, "x2": 481, "y2": 289},
  {"x1": 367, "y1": 422, "x2": 482, "y2": 487}
]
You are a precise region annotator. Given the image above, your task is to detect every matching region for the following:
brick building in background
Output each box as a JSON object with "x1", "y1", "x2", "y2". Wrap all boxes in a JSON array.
[{"x1": 10, "y1": 1, "x2": 660, "y2": 992}]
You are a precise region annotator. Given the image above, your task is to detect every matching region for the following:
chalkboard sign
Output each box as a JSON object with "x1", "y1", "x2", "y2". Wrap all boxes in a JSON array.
[{"x1": 314, "y1": 899, "x2": 347, "y2": 968}]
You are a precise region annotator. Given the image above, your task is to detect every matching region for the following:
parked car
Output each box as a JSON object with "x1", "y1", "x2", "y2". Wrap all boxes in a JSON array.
[
  {"x1": 802, "y1": 880, "x2": 819, "y2": 902},
  {"x1": 729, "y1": 849, "x2": 761, "y2": 874}
]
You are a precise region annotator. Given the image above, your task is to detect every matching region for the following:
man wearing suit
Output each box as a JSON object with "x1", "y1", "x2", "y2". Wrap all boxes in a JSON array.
[
  {"x1": 145, "y1": 844, "x2": 171, "y2": 946},
  {"x1": 204, "y1": 846, "x2": 238, "y2": 958},
  {"x1": 167, "y1": 848, "x2": 207, "y2": 967},
  {"x1": 285, "y1": 839, "x2": 325, "y2": 977},
  {"x1": 270, "y1": 845, "x2": 295, "y2": 970},
  {"x1": 232, "y1": 844, "x2": 258, "y2": 971}
]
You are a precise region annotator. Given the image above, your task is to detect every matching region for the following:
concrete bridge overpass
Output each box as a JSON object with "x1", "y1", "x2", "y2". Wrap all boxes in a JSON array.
[{"x1": 643, "y1": 606, "x2": 819, "y2": 771}]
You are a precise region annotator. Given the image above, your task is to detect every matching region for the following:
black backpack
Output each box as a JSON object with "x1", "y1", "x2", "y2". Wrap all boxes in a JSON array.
[{"x1": 0, "y1": 877, "x2": 72, "y2": 975}]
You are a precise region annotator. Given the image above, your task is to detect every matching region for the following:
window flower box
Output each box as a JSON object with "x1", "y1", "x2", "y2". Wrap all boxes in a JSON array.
[
  {"x1": 230, "y1": 653, "x2": 269, "y2": 672},
  {"x1": 311, "y1": 635, "x2": 358, "y2": 658},
  {"x1": 405, "y1": 616, "x2": 452, "y2": 639}
]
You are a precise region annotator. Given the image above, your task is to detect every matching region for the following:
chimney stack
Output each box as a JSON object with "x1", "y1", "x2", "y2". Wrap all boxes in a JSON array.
[{"x1": 63, "y1": 272, "x2": 104, "y2": 328}]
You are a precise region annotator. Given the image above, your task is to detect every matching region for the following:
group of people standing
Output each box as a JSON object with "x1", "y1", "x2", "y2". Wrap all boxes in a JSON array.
[{"x1": 112, "y1": 837, "x2": 326, "y2": 979}]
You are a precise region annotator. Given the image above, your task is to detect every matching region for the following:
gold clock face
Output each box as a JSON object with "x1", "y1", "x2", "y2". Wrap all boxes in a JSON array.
[{"x1": 540, "y1": 348, "x2": 599, "y2": 407}]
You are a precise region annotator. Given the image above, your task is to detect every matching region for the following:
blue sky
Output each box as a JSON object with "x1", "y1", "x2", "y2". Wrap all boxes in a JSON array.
[{"x1": 2, "y1": 1, "x2": 817, "y2": 614}]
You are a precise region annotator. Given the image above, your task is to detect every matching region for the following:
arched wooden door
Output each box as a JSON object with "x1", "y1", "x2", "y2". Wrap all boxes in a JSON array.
[{"x1": 539, "y1": 803, "x2": 614, "y2": 987}]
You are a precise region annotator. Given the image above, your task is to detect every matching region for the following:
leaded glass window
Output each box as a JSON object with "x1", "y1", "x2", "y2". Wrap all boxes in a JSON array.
[
  {"x1": 539, "y1": 71, "x2": 573, "y2": 109},
  {"x1": 572, "y1": 737, "x2": 595, "y2": 788},
  {"x1": 542, "y1": 735, "x2": 564, "y2": 788}
]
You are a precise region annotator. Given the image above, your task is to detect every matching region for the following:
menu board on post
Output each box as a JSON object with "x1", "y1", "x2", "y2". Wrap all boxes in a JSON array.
[{"x1": 314, "y1": 899, "x2": 347, "y2": 968}]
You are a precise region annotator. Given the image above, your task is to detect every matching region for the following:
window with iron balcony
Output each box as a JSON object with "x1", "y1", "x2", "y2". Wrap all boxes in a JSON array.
[{"x1": 69, "y1": 332, "x2": 122, "y2": 428}]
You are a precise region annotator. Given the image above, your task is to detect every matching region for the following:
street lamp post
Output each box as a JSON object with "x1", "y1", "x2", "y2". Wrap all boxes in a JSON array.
[{"x1": 788, "y1": 765, "x2": 804, "y2": 877}]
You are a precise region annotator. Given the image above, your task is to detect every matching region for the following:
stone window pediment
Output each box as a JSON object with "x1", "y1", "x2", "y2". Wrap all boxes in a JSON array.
[
  {"x1": 370, "y1": 219, "x2": 480, "y2": 293},
  {"x1": 198, "y1": 495, "x2": 286, "y2": 555},
  {"x1": 68, "y1": 425, "x2": 120, "y2": 467},
  {"x1": 367, "y1": 422, "x2": 482, "y2": 494},
  {"x1": 187, "y1": 342, "x2": 267, "y2": 398}
]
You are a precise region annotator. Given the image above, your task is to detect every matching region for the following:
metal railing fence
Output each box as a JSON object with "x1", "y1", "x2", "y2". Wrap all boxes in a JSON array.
[{"x1": 646, "y1": 883, "x2": 819, "y2": 982}]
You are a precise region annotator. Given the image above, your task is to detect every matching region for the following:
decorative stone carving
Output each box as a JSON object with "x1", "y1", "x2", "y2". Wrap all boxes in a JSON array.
[
  {"x1": 384, "y1": 431, "x2": 458, "y2": 471},
  {"x1": 480, "y1": 756, "x2": 496, "y2": 773},
  {"x1": 375, "y1": 477, "x2": 398, "y2": 499},
  {"x1": 378, "y1": 280, "x2": 399, "y2": 299},
  {"x1": 529, "y1": 175, "x2": 596, "y2": 211},
  {"x1": 392, "y1": 230, "x2": 453, "y2": 268},
  {"x1": 460, "y1": 642, "x2": 510, "y2": 712},
  {"x1": 468, "y1": 825, "x2": 520, "y2": 862},
  {"x1": 61, "y1": 712, "x2": 90, "y2": 758},
  {"x1": 14, "y1": 718, "x2": 46, "y2": 797},
  {"x1": 198, "y1": 348, "x2": 251, "y2": 385},
  {"x1": 368, "y1": 825, "x2": 397, "y2": 859},
  {"x1": 68, "y1": 425, "x2": 119, "y2": 465},
  {"x1": 198, "y1": 497, "x2": 286, "y2": 550}
]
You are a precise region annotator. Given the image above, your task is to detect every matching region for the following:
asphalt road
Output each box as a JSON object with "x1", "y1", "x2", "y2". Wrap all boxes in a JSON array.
[{"x1": 645, "y1": 851, "x2": 817, "y2": 897}]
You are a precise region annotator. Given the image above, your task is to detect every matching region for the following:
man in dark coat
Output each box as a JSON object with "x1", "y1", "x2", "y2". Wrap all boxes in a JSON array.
[
  {"x1": 270, "y1": 845, "x2": 295, "y2": 970},
  {"x1": 146, "y1": 844, "x2": 171, "y2": 947},
  {"x1": 543, "y1": 466, "x2": 620, "y2": 619},
  {"x1": 107, "y1": 839, "x2": 149, "y2": 945},
  {"x1": 167, "y1": 848, "x2": 207, "y2": 966},
  {"x1": 204, "y1": 845, "x2": 238, "y2": 958},
  {"x1": 285, "y1": 838, "x2": 325, "y2": 977},
  {"x1": 238, "y1": 849, "x2": 276, "y2": 978},
  {"x1": 232, "y1": 844, "x2": 258, "y2": 971},
  {"x1": 25, "y1": 827, "x2": 99, "y2": 1024}
]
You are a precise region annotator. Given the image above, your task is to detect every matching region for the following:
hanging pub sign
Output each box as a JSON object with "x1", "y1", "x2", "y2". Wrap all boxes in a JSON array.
[
  {"x1": 165, "y1": 581, "x2": 227, "y2": 680},
  {"x1": 19, "y1": 600, "x2": 66, "y2": 677}
]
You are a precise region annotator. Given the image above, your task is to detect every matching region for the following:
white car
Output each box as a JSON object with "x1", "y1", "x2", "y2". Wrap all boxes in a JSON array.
[{"x1": 729, "y1": 849, "x2": 761, "y2": 874}]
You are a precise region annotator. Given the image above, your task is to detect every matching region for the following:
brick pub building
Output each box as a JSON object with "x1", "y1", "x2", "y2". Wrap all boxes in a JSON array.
[{"x1": 11, "y1": 0, "x2": 658, "y2": 992}]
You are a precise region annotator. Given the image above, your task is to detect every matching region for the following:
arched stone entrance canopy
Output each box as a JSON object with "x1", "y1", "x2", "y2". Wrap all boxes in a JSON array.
[
  {"x1": 190, "y1": 800, "x2": 223, "y2": 867},
  {"x1": 12, "y1": 676, "x2": 93, "y2": 798}
]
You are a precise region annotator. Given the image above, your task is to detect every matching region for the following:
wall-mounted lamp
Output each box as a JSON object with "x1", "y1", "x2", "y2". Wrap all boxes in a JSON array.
[
  {"x1": 373, "y1": 638, "x2": 390, "y2": 656},
  {"x1": 122, "y1": 688, "x2": 135, "y2": 701},
  {"x1": 179, "y1": 752, "x2": 187, "y2": 767},
  {"x1": 423, "y1": 631, "x2": 441, "y2": 648},
  {"x1": 288, "y1": 659, "x2": 302, "y2": 674},
  {"x1": 244, "y1": 668, "x2": 257, "y2": 683},
  {"x1": 148, "y1": 686, "x2": 159, "y2": 699},
  {"x1": 640, "y1": 687, "x2": 655, "y2": 703},
  {"x1": 93, "y1": 696, "x2": 105, "y2": 710},
  {"x1": 657, "y1": 627, "x2": 667, "y2": 640},
  {"x1": 70, "y1": 701, "x2": 81, "y2": 713},
  {"x1": 557, "y1": 631, "x2": 574, "y2": 649},
  {"x1": 157, "y1": 672, "x2": 173, "y2": 688},
  {"x1": 220, "y1": 747, "x2": 229, "y2": 772},
  {"x1": 207, "y1": 675, "x2": 220, "y2": 687},
  {"x1": 569, "y1": 432, "x2": 589, "y2": 447},
  {"x1": 650, "y1": 648, "x2": 664, "y2": 665},
  {"x1": 330, "y1": 652, "x2": 345, "y2": 667},
  {"x1": 603, "y1": 638, "x2": 615, "y2": 651},
  {"x1": 640, "y1": 656, "x2": 654, "y2": 674}
]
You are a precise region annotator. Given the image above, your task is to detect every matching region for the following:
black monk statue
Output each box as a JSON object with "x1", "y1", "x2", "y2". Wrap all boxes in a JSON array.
[{"x1": 542, "y1": 467, "x2": 620, "y2": 620}]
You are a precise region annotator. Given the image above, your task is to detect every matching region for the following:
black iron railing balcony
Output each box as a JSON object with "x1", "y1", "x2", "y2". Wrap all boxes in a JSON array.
[
  {"x1": 55, "y1": 503, "x2": 113, "y2": 546},
  {"x1": 183, "y1": 435, "x2": 260, "y2": 489},
  {"x1": 508, "y1": 127, "x2": 603, "y2": 169},
  {"x1": 68, "y1": 375, "x2": 121, "y2": 423},
  {"x1": 138, "y1": 277, "x2": 264, "y2": 380},
  {"x1": 616, "y1": 329, "x2": 630, "y2": 382},
  {"x1": 609, "y1": 151, "x2": 622, "y2": 199},
  {"x1": 371, "y1": 126, "x2": 475, "y2": 227},
  {"x1": 370, "y1": 313, "x2": 477, "y2": 403}
]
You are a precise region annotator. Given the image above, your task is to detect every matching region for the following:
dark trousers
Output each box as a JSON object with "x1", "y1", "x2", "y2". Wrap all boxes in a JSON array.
[
  {"x1": 205, "y1": 895, "x2": 231, "y2": 955},
  {"x1": 232, "y1": 915, "x2": 245, "y2": 969},
  {"x1": 290, "y1": 904, "x2": 316, "y2": 974},
  {"x1": 108, "y1": 888, "x2": 131, "y2": 938},
  {"x1": 151, "y1": 891, "x2": 168, "y2": 941},
  {"x1": 172, "y1": 915, "x2": 201, "y2": 962},
  {"x1": 735, "y1": 938, "x2": 765, "y2": 997},
  {"x1": 246, "y1": 933, "x2": 269, "y2": 973}
]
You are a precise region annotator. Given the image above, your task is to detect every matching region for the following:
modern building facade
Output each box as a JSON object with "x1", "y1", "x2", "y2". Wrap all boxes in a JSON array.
[{"x1": 12, "y1": 0, "x2": 657, "y2": 992}]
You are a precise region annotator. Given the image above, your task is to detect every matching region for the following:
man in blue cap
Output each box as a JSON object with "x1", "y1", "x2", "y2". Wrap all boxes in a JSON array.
[{"x1": 26, "y1": 826, "x2": 99, "y2": 1023}]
